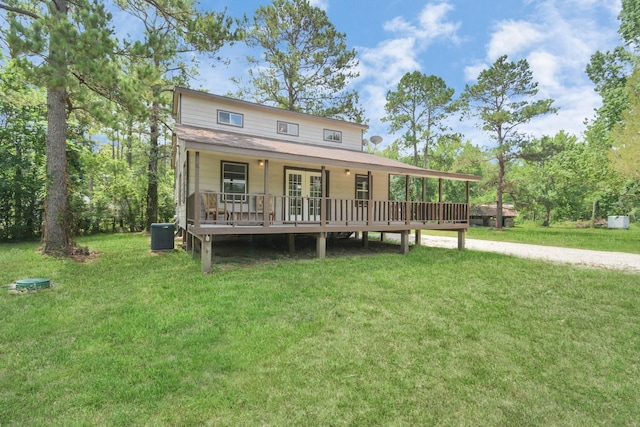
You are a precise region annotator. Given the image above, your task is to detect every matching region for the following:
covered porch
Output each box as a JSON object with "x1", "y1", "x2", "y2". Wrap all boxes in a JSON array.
[
  {"x1": 174, "y1": 125, "x2": 480, "y2": 272},
  {"x1": 184, "y1": 159, "x2": 475, "y2": 273}
]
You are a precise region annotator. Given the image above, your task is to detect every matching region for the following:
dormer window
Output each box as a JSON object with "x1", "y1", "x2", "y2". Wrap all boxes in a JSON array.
[
  {"x1": 324, "y1": 129, "x2": 342, "y2": 142},
  {"x1": 218, "y1": 110, "x2": 243, "y2": 127},
  {"x1": 277, "y1": 121, "x2": 299, "y2": 136}
]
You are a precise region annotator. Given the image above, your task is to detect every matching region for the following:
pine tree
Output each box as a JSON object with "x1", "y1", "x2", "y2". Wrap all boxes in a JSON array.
[
  {"x1": 237, "y1": 0, "x2": 363, "y2": 121},
  {"x1": 461, "y1": 55, "x2": 556, "y2": 230}
]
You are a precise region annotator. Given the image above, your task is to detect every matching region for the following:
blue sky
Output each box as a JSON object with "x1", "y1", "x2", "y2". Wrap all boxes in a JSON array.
[{"x1": 199, "y1": 0, "x2": 622, "y2": 148}]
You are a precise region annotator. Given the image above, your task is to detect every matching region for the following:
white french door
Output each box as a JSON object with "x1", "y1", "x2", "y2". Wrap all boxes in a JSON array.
[{"x1": 286, "y1": 169, "x2": 323, "y2": 221}]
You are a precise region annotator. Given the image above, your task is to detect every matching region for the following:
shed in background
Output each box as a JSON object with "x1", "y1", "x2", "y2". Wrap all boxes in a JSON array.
[{"x1": 470, "y1": 204, "x2": 519, "y2": 228}]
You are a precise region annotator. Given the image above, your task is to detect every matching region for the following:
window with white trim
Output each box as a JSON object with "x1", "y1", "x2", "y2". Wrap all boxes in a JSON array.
[
  {"x1": 217, "y1": 110, "x2": 243, "y2": 127},
  {"x1": 222, "y1": 161, "x2": 248, "y2": 201},
  {"x1": 323, "y1": 129, "x2": 342, "y2": 142},
  {"x1": 277, "y1": 121, "x2": 299, "y2": 136},
  {"x1": 355, "y1": 175, "x2": 370, "y2": 200}
]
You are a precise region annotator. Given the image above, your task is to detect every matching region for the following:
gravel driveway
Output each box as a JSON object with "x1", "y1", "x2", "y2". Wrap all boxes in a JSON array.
[{"x1": 389, "y1": 234, "x2": 640, "y2": 273}]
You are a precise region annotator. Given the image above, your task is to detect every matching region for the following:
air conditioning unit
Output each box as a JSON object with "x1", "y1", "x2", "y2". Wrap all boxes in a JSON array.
[{"x1": 151, "y1": 223, "x2": 175, "y2": 250}]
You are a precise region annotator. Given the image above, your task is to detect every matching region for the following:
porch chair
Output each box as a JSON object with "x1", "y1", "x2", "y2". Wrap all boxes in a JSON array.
[
  {"x1": 257, "y1": 195, "x2": 275, "y2": 222},
  {"x1": 201, "y1": 193, "x2": 226, "y2": 222}
]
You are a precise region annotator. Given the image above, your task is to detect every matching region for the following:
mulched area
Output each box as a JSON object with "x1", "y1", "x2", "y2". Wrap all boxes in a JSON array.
[{"x1": 39, "y1": 244, "x2": 100, "y2": 263}]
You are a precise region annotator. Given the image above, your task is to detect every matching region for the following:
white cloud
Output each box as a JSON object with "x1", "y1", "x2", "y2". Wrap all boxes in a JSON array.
[
  {"x1": 526, "y1": 86, "x2": 601, "y2": 138},
  {"x1": 463, "y1": 62, "x2": 488, "y2": 82},
  {"x1": 527, "y1": 50, "x2": 561, "y2": 94},
  {"x1": 557, "y1": 0, "x2": 620, "y2": 15},
  {"x1": 384, "y1": 1, "x2": 460, "y2": 44},
  {"x1": 358, "y1": 38, "x2": 420, "y2": 84},
  {"x1": 486, "y1": 20, "x2": 544, "y2": 61},
  {"x1": 357, "y1": 37, "x2": 422, "y2": 137},
  {"x1": 309, "y1": 0, "x2": 329, "y2": 11},
  {"x1": 468, "y1": 0, "x2": 622, "y2": 145},
  {"x1": 357, "y1": 1, "x2": 460, "y2": 139}
]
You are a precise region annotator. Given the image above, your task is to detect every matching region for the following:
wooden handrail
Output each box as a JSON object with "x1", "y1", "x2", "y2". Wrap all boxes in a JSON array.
[{"x1": 190, "y1": 192, "x2": 470, "y2": 226}]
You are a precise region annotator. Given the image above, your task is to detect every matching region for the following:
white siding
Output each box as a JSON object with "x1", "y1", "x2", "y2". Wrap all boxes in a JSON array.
[
  {"x1": 174, "y1": 143, "x2": 187, "y2": 229},
  {"x1": 328, "y1": 168, "x2": 389, "y2": 201},
  {"x1": 185, "y1": 151, "x2": 391, "y2": 202},
  {"x1": 179, "y1": 95, "x2": 364, "y2": 151}
]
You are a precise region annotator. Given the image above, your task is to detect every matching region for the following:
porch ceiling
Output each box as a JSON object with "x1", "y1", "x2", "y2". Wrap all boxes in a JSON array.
[{"x1": 175, "y1": 124, "x2": 481, "y2": 182}]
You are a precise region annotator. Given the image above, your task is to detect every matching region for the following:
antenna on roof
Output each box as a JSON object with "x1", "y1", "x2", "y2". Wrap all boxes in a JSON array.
[{"x1": 369, "y1": 135, "x2": 382, "y2": 153}]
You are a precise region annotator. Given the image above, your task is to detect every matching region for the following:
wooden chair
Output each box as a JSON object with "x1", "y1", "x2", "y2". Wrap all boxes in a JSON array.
[
  {"x1": 201, "y1": 193, "x2": 226, "y2": 222},
  {"x1": 257, "y1": 195, "x2": 275, "y2": 222}
]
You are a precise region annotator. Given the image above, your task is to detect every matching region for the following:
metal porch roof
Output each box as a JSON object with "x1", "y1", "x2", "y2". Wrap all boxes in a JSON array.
[{"x1": 174, "y1": 124, "x2": 481, "y2": 182}]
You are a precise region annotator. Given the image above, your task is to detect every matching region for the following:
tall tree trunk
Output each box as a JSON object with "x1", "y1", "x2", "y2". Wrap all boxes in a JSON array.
[
  {"x1": 42, "y1": 0, "x2": 70, "y2": 253},
  {"x1": 544, "y1": 206, "x2": 551, "y2": 227},
  {"x1": 14, "y1": 143, "x2": 23, "y2": 233},
  {"x1": 412, "y1": 130, "x2": 419, "y2": 167},
  {"x1": 126, "y1": 118, "x2": 133, "y2": 168},
  {"x1": 43, "y1": 87, "x2": 69, "y2": 252},
  {"x1": 145, "y1": 97, "x2": 160, "y2": 232},
  {"x1": 422, "y1": 139, "x2": 428, "y2": 169}
]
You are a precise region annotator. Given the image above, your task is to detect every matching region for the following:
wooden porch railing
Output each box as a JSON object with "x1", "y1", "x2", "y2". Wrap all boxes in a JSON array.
[{"x1": 188, "y1": 192, "x2": 469, "y2": 228}]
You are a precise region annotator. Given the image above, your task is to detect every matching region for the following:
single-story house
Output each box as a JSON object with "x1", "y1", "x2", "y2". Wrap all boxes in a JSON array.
[
  {"x1": 171, "y1": 87, "x2": 481, "y2": 272},
  {"x1": 470, "y1": 204, "x2": 519, "y2": 227}
]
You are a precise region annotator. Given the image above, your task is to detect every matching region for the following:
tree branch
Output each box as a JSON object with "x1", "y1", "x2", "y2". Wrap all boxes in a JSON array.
[{"x1": 0, "y1": 2, "x2": 40, "y2": 19}]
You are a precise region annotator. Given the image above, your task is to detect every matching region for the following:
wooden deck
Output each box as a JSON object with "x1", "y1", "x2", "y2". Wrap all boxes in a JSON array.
[
  {"x1": 183, "y1": 192, "x2": 470, "y2": 272},
  {"x1": 187, "y1": 192, "x2": 469, "y2": 235}
]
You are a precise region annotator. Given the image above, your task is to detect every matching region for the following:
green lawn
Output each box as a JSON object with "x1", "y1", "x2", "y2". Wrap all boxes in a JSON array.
[
  {"x1": 422, "y1": 222, "x2": 640, "y2": 254},
  {"x1": 1, "y1": 233, "x2": 639, "y2": 425}
]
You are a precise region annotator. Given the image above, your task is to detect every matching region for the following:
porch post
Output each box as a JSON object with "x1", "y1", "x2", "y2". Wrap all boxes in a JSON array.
[
  {"x1": 438, "y1": 178, "x2": 443, "y2": 224},
  {"x1": 405, "y1": 175, "x2": 410, "y2": 226},
  {"x1": 466, "y1": 180, "x2": 471, "y2": 225},
  {"x1": 288, "y1": 233, "x2": 295, "y2": 254},
  {"x1": 458, "y1": 229, "x2": 466, "y2": 250},
  {"x1": 316, "y1": 232, "x2": 326, "y2": 258},
  {"x1": 263, "y1": 159, "x2": 270, "y2": 228},
  {"x1": 367, "y1": 171, "x2": 373, "y2": 226},
  {"x1": 195, "y1": 151, "x2": 201, "y2": 226},
  {"x1": 415, "y1": 229, "x2": 422, "y2": 246},
  {"x1": 416, "y1": 175, "x2": 426, "y2": 245},
  {"x1": 400, "y1": 230, "x2": 410, "y2": 255},
  {"x1": 321, "y1": 166, "x2": 327, "y2": 229},
  {"x1": 201, "y1": 235, "x2": 212, "y2": 273},
  {"x1": 362, "y1": 231, "x2": 369, "y2": 248}
]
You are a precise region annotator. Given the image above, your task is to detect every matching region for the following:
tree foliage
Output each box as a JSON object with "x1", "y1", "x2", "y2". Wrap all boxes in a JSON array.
[
  {"x1": 115, "y1": 0, "x2": 239, "y2": 231},
  {"x1": 509, "y1": 132, "x2": 587, "y2": 225},
  {"x1": 584, "y1": 0, "x2": 640, "y2": 220},
  {"x1": 0, "y1": 59, "x2": 46, "y2": 240},
  {"x1": 0, "y1": 0, "x2": 239, "y2": 250},
  {"x1": 383, "y1": 71, "x2": 456, "y2": 168},
  {"x1": 610, "y1": 68, "x2": 640, "y2": 181},
  {"x1": 619, "y1": 0, "x2": 640, "y2": 51},
  {"x1": 586, "y1": 47, "x2": 634, "y2": 131},
  {"x1": 1, "y1": 0, "x2": 120, "y2": 253},
  {"x1": 460, "y1": 55, "x2": 556, "y2": 229},
  {"x1": 237, "y1": 0, "x2": 363, "y2": 121}
]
